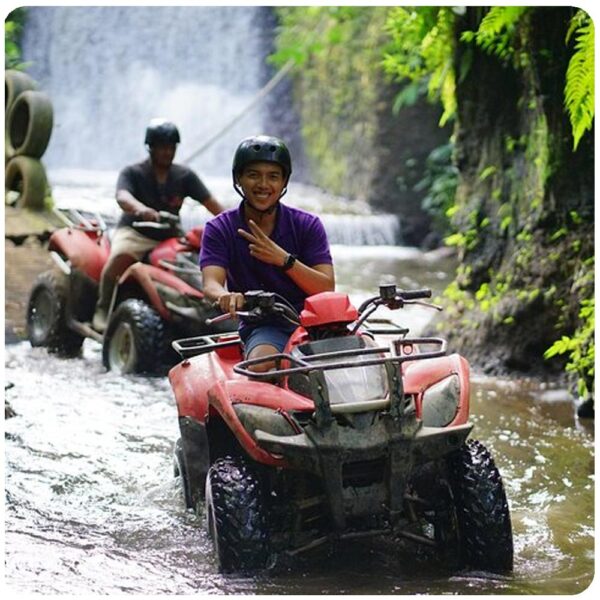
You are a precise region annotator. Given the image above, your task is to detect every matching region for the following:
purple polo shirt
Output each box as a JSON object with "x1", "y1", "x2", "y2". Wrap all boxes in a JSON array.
[{"x1": 200, "y1": 201, "x2": 332, "y2": 314}]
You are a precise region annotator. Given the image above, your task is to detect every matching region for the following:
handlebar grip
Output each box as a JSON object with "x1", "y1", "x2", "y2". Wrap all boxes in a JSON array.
[{"x1": 400, "y1": 288, "x2": 432, "y2": 300}]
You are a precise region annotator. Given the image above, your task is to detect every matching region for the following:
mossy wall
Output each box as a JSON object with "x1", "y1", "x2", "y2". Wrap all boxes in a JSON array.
[
  {"x1": 444, "y1": 7, "x2": 594, "y2": 380},
  {"x1": 276, "y1": 7, "x2": 449, "y2": 245}
]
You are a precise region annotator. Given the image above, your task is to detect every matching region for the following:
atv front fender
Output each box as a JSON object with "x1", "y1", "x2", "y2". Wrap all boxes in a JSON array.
[
  {"x1": 206, "y1": 380, "x2": 290, "y2": 468},
  {"x1": 49, "y1": 227, "x2": 109, "y2": 281}
]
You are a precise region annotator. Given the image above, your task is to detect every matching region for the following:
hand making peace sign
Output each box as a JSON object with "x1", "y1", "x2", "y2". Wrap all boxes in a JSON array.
[{"x1": 237, "y1": 219, "x2": 288, "y2": 267}]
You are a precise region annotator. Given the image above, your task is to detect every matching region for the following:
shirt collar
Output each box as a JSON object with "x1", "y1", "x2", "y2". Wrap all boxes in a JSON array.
[{"x1": 236, "y1": 200, "x2": 287, "y2": 237}]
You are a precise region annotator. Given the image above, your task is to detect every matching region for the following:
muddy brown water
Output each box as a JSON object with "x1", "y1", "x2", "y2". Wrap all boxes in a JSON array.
[{"x1": 4, "y1": 243, "x2": 594, "y2": 595}]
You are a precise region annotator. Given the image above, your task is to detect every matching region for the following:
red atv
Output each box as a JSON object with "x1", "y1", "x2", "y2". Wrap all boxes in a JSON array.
[
  {"x1": 169, "y1": 285, "x2": 513, "y2": 573},
  {"x1": 26, "y1": 209, "x2": 233, "y2": 374}
]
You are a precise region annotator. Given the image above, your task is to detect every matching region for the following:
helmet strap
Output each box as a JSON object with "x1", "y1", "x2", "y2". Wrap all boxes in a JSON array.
[
  {"x1": 233, "y1": 178, "x2": 288, "y2": 215},
  {"x1": 243, "y1": 196, "x2": 280, "y2": 217}
]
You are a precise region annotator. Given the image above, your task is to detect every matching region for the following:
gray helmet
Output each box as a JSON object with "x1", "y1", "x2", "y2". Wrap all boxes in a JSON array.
[
  {"x1": 144, "y1": 118, "x2": 180, "y2": 145},
  {"x1": 232, "y1": 135, "x2": 292, "y2": 186}
]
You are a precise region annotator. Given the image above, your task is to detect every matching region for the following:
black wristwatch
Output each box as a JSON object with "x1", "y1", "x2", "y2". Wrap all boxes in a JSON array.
[{"x1": 281, "y1": 253, "x2": 297, "y2": 271}]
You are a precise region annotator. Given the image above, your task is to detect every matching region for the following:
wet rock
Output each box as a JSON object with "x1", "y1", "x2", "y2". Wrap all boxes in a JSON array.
[{"x1": 5, "y1": 384, "x2": 17, "y2": 419}]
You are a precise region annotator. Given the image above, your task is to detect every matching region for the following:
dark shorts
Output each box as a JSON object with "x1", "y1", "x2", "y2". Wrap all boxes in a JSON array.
[{"x1": 240, "y1": 324, "x2": 296, "y2": 357}]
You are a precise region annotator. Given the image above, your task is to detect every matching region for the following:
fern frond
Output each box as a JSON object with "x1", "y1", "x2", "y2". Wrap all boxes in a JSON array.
[
  {"x1": 477, "y1": 6, "x2": 528, "y2": 37},
  {"x1": 564, "y1": 11, "x2": 594, "y2": 150},
  {"x1": 460, "y1": 7, "x2": 528, "y2": 63}
]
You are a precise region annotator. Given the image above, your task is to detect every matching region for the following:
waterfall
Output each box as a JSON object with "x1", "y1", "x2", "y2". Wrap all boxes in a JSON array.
[
  {"x1": 19, "y1": 6, "x2": 404, "y2": 246},
  {"x1": 20, "y1": 6, "x2": 270, "y2": 174},
  {"x1": 320, "y1": 214, "x2": 400, "y2": 246}
]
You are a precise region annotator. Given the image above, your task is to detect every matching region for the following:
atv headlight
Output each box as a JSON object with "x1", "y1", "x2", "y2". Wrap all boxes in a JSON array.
[
  {"x1": 323, "y1": 362, "x2": 389, "y2": 410},
  {"x1": 421, "y1": 374, "x2": 460, "y2": 427},
  {"x1": 233, "y1": 404, "x2": 299, "y2": 440}
]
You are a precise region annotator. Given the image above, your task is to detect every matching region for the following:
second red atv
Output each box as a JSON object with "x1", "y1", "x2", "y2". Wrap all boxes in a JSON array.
[
  {"x1": 26, "y1": 209, "x2": 234, "y2": 374},
  {"x1": 169, "y1": 285, "x2": 514, "y2": 574}
]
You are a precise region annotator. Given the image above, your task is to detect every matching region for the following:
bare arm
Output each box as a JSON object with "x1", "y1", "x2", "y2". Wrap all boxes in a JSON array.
[
  {"x1": 202, "y1": 265, "x2": 244, "y2": 317},
  {"x1": 286, "y1": 262, "x2": 335, "y2": 296},
  {"x1": 116, "y1": 189, "x2": 159, "y2": 221},
  {"x1": 202, "y1": 195, "x2": 225, "y2": 216},
  {"x1": 237, "y1": 219, "x2": 335, "y2": 296}
]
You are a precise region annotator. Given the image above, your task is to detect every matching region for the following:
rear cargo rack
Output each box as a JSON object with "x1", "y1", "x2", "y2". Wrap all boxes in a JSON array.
[{"x1": 172, "y1": 333, "x2": 241, "y2": 358}]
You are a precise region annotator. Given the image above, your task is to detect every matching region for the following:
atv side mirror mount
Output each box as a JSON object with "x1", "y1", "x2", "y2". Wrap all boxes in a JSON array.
[
  {"x1": 244, "y1": 290, "x2": 275, "y2": 310},
  {"x1": 379, "y1": 283, "x2": 397, "y2": 301}
]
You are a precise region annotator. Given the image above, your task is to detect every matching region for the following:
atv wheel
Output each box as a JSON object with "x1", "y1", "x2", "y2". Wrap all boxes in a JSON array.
[
  {"x1": 26, "y1": 270, "x2": 84, "y2": 357},
  {"x1": 448, "y1": 439, "x2": 513, "y2": 573},
  {"x1": 102, "y1": 299, "x2": 166, "y2": 374},
  {"x1": 204, "y1": 456, "x2": 270, "y2": 573}
]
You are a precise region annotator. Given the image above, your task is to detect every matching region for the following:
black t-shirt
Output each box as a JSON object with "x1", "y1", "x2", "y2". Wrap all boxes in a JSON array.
[{"x1": 117, "y1": 159, "x2": 211, "y2": 240}]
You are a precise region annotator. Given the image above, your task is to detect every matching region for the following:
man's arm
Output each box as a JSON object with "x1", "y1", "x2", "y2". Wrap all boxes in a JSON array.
[
  {"x1": 116, "y1": 188, "x2": 159, "y2": 221},
  {"x1": 237, "y1": 219, "x2": 335, "y2": 296},
  {"x1": 286, "y1": 262, "x2": 335, "y2": 296},
  {"x1": 202, "y1": 265, "x2": 244, "y2": 317},
  {"x1": 185, "y1": 170, "x2": 224, "y2": 215},
  {"x1": 202, "y1": 195, "x2": 225, "y2": 216}
]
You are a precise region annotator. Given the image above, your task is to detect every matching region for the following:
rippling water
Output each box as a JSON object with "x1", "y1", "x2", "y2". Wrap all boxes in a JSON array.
[
  {"x1": 5, "y1": 340, "x2": 594, "y2": 594},
  {"x1": 4, "y1": 216, "x2": 594, "y2": 594}
]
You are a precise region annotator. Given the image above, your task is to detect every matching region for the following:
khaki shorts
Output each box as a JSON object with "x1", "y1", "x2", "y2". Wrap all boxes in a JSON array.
[{"x1": 109, "y1": 227, "x2": 159, "y2": 260}]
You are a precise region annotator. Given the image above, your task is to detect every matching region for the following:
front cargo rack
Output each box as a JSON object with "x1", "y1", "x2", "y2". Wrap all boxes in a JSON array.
[{"x1": 232, "y1": 337, "x2": 447, "y2": 379}]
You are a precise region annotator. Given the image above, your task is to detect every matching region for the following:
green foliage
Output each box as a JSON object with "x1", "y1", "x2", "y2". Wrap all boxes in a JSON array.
[
  {"x1": 460, "y1": 7, "x2": 528, "y2": 63},
  {"x1": 271, "y1": 7, "x2": 391, "y2": 197},
  {"x1": 413, "y1": 143, "x2": 458, "y2": 235},
  {"x1": 383, "y1": 7, "x2": 457, "y2": 125},
  {"x1": 271, "y1": 6, "x2": 366, "y2": 68},
  {"x1": 545, "y1": 296, "x2": 595, "y2": 398},
  {"x1": 564, "y1": 10, "x2": 594, "y2": 150},
  {"x1": 460, "y1": 7, "x2": 594, "y2": 150},
  {"x1": 5, "y1": 8, "x2": 28, "y2": 70}
]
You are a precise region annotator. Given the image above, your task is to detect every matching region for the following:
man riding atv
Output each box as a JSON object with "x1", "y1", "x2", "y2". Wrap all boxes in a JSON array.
[
  {"x1": 200, "y1": 135, "x2": 335, "y2": 370},
  {"x1": 92, "y1": 118, "x2": 224, "y2": 332}
]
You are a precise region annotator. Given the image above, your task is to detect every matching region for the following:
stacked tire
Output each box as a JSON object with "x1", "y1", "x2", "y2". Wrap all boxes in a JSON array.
[{"x1": 5, "y1": 70, "x2": 53, "y2": 210}]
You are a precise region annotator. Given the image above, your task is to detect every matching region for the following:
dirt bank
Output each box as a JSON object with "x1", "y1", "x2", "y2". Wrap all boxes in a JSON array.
[{"x1": 5, "y1": 238, "x2": 54, "y2": 343}]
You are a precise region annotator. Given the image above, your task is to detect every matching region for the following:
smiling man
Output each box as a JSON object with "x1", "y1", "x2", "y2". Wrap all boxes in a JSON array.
[{"x1": 200, "y1": 135, "x2": 335, "y2": 370}]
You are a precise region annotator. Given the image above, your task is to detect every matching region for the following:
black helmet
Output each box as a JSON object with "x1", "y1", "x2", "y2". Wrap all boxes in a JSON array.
[
  {"x1": 232, "y1": 135, "x2": 292, "y2": 183},
  {"x1": 144, "y1": 118, "x2": 180, "y2": 146}
]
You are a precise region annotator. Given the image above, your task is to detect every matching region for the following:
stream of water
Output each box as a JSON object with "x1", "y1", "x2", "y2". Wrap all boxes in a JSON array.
[
  {"x1": 4, "y1": 205, "x2": 594, "y2": 594},
  {"x1": 10, "y1": 6, "x2": 594, "y2": 593}
]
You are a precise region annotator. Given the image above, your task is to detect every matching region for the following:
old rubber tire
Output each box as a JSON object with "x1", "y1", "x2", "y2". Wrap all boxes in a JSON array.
[
  {"x1": 102, "y1": 298, "x2": 166, "y2": 374},
  {"x1": 5, "y1": 155, "x2": 47, "y2": 210},
  {"x1": 6, "y1": 90, "x2": 53, "y2": 158},
  {"x1": 448, "y1": 439, "x2": 514, "y2": 573},
  {"x1": 26, "y1": 270, "x2": 84, "y2": 357},
  {"x1": 5, "y1": 70, "x2": 36, "y2": 116},
  {"x1": 5, "y1": 71, "x2": 37, "y2": 163},
  {"x1": 204, "y1": 456, "x2": 270, "y2": 573}
]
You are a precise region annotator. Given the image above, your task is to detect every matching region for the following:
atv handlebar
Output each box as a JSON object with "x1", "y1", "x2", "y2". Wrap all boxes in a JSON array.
[
  {"x1": 357, "y1": 285, "x2": 434, "y2": 313},
  {"x1": 205, "y1": 291, "x2": 300, "y2": 327},
  {"x1": 351, "y1": 284, "x2": 441, "y2": 335},
  {"x1": 132, "y1": 210, "x2": 182, "y2": 230},
  {"x1": 204, "y1": 285, "x2": 441, "y2": 330}
]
